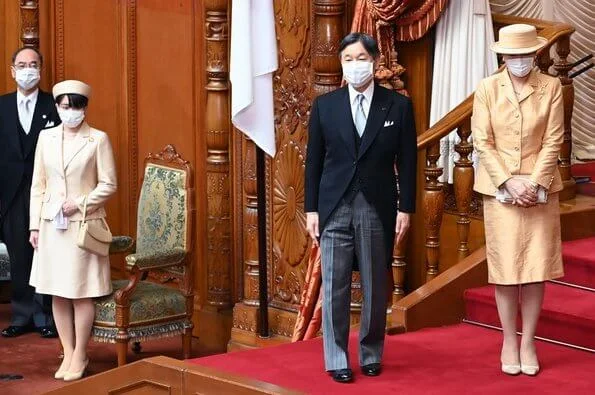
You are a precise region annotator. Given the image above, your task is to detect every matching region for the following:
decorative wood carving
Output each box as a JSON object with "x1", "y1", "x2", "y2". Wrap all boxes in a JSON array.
[
  {"x1": 204, "y1": 0, "x2": 232, "y2": 308},
  {"x1": 269, "y1": 0, "x2": 314, "y2": 314},
  {"x1": 554, "y1": 34, "x2": 577, "y2": 201},
  {"x1": 126, "y1": 0, "x2": 139, "y2": 234},
  {"x1": 242, "y1": 137, "x2": 259, "y2": 306},
  {"x1": 453, "y1": 119, "x2": 473, "y2": 260},
  {"x1": 55, "y1": 0, "x2": 65, "y2": 81},
  {"x1": 424, "y1": 142, "x2": 444, "y2": 282},
  {"x1": 311, "y1": 1, "x2": 345, "y2": 96},
  {"x1": 443, "y1": 185, "x2": 483, "y2": 219},
  {"x1": 19, "y1": 0, "x2": 39, "y2": 49}
]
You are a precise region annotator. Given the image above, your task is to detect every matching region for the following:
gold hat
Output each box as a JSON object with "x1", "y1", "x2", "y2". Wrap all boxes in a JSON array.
[
  {"x1": 491, "y1": 24, "x2": 547, "y2": 55},
  {"x1": 52, "y1": 80, "x2": 92, "y2": 99}
]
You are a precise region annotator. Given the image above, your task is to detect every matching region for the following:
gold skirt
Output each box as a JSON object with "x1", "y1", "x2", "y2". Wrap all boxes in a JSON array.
[{"x1": 483, "y1": 193, "x2": 563, "y2": 285}]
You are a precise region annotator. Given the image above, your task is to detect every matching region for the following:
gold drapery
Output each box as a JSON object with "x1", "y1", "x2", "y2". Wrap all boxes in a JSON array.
[{"x1": 292, "y1": 246, "x2": 323, "y2": 341}]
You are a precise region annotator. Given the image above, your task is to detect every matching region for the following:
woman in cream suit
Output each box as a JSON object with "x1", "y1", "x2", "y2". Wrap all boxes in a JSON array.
[
  {"x1": 472, "y1": 24, "x2": 564, "y2": 377},
  {"x1": 29, "y1": 80, "x2": 117, "y2": 381}
]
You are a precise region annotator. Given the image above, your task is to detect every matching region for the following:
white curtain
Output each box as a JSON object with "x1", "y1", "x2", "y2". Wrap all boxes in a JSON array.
[
  {"x1": 490, "y1": 0, "x2": 595, "y2": 160},
  {"x1": 432, "y1": 0, "x2": 498, "y2": 183}
]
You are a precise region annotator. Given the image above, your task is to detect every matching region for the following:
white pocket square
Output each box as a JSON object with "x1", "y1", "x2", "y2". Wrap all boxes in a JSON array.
[
  {"x1": 384, "y1": 120, "x2": 394, "y2": 127},
  {"x1": 44, "y1": 120, "x2": 54, "y2": 128}
]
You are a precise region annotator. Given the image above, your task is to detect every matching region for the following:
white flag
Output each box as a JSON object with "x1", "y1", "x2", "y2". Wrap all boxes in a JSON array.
[{"x1": 230, "y1": 0, "x2": 278, "y2": 157}]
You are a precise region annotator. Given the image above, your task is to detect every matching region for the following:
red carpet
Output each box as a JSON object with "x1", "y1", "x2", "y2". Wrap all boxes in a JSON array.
[
  {"x1": 465, "y1": 237, "x2": 595, "y2": 350},
  {"x1": 190, "y1": 324, "x2": 595, "y2": 394},
  {"x1": 560, "y1": 237, "x2": 595, "y2": 289},
  {"x1": 573, "y1": 161, "x2": 595, "y2": 196},
  {"x1": 465, "y1": 283, "x2": 595, "y2": 349}
]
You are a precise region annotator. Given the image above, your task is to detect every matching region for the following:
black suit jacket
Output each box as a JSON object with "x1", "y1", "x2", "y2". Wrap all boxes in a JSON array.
[
  {"x1": 305, "y1": 84, "x2": 417, "y2": 266},
  {"x1": 0, "y1": 90, "x2": 61, "y2": 216}
]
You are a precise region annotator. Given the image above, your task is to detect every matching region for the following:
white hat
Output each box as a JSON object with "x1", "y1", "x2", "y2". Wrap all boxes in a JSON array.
[
  {"x1": 52, "y1": 80, "x2": 92, "y2": 99},
  {"x1": 491, "y1": 24, "x2": 547, "y2": 55}
]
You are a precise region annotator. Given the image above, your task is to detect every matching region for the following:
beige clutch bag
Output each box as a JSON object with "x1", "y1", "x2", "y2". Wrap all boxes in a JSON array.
[
  {"x1": 76, "y1": 197, "x2": 112, "y2": 256},
  {"x1": 495, "y1": 176, "x2": 548, "y2": 204}
]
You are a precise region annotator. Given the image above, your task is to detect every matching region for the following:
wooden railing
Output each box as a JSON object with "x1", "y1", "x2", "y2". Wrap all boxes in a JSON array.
[{"x1": 411, "y1": 15, "x2": 576, "y2": 288}]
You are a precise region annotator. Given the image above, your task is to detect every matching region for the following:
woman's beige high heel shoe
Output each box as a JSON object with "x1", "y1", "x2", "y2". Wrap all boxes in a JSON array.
[
  {"x1": 501, "y1": 363, "x2": 522, "y2": 375},
  {"x1": 54, "y1": 369, "x2": 67, "y2": 380},
  {"x1": 521, "y1": 363, "x2": 540, "y2": 376},
  {"x1": 63, "y1": 359, "x2": 89, "y2": 382}
]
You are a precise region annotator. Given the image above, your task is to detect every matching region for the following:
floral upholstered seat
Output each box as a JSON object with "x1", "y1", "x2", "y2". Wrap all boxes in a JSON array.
[{"x1": 92, "y1": 145, "x2": 195, "y2": 366}]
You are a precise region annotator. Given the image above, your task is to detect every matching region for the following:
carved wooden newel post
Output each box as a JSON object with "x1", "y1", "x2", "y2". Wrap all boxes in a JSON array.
[
  {"x1": 20, "y1": 0, "x2": 39, "y2": 49},
  {"x1": 554, "y1": 34, "x2": 576, "y2": 201},
  {"x1": 453, "y1": 119, "x2": 473, "y2": 260},
  {"x1": 204, "y1": 0, "x2": 233, "y2": 309},
  {"x1": 424, "y1": 143, "x2": 444, "y2": 282}
]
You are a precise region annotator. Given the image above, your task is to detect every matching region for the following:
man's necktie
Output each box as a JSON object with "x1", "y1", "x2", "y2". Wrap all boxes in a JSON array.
[
  {"x1": 22, "y1": 98, "x2": 32, "y2": 134},
  {"x1": 354, "y1": 94, "x2": 366, "y2": 137}
]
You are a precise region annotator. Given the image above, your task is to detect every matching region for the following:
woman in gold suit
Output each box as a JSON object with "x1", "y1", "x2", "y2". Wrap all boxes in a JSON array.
[
  {"x1": 29, "y1": 80, "x2": 117, "y2": 381},
  {"x1": 472, "y1": 24, "x2": 564, "y2": 376}
]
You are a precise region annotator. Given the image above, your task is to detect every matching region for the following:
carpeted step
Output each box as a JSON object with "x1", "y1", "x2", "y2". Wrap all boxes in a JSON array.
[
  {"x1": 572, "y1": 161, "x2": 595, "y2": 180},
  {"x1": 560, "y1": 237, "x2": 595, "y2": 289},
  {"x1": 464, "y1": 283, "x2": 595, "y2": 350}
]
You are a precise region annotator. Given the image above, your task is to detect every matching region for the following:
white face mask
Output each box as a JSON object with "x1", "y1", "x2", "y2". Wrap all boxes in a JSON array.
[
  {"x1": 14, "y1": 67, "x2": 40, "y2": 91},
  {"x1": 57, "y1": 108, "x2": 85, "y2": 128},
  {"x1": 342, "y1": 60, "x2": 374, "y2": 88},
  {"x1": 505, "y1": 56, "x2": 534, "y2": 77}
]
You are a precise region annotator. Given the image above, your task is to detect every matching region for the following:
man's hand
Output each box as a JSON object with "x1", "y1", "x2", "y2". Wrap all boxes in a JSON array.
[
  {"x1": 62, "y1": 199, "x2": 80, "y2": 217},
  {"x1": 504, "y1": 178, "x2": 537, "y2": 207},
  {"x1": 29, "y1": 230, "x2": 39, "y2": 249},
  {"x1": 395, "y1": 212, "x2": 411, "y2": 246},
  {"x1": 306, "y1": 212, "x2": 320, "y2": 247}
]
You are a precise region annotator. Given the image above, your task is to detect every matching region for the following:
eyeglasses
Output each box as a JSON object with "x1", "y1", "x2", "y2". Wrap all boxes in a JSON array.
[{"x1": 12, "y1": 62, "x2": 40, "y2": 70}]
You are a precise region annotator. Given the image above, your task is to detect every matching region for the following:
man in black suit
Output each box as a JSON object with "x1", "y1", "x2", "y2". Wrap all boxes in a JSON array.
[
  {"x1": 0, "y1": 47, "x2": 60, "y2": 338},
  {"x1": 305, "y1": 33, "x2": 416, "y2": 383}
]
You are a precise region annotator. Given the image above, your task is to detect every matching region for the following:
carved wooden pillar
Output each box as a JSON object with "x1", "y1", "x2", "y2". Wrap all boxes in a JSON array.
[
  {"x1": 20, "y1": 0, "x2": 39, "y2": 49},
  {"x1": 391, "y1": 232, "x2": 407, "y2": 303},
  {"x1": 453, "y1": 119, "x2": 473, "y2": 261},
  {"x1": 424, "y1": 143, "x2": 444, "y2": 282},
  {"x1": 554, "y1": 34, "x2": 576, "y2": 201},
  {"x1": 242, "y1": 138, "x2": 259, "y2": 306},
  {"x1": 536, "y1": 46, "x2": 553, "y2": 74},
  {"x1": 204, "y1": 0, "x2": 232, "y2": 308},
  {"x1": 312, "y1": 0, "x2": 345, "y2": 96}
]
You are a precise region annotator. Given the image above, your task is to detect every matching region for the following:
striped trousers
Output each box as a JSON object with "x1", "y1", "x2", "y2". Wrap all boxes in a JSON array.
[{"x1": 320, "y1": 192, "x2": 388, "y2": 371}]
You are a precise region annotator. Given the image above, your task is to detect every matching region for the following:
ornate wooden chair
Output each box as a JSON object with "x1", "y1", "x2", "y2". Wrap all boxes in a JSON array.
[{"x1": 92, "y1": 145, "x2": 195, "y2": 366}]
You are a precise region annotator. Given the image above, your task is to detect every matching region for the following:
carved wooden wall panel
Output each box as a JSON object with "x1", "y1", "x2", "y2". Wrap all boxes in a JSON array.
[
  {"x1": 268, "y1": 1, "x2": 313, "y2": 312},
  {"x1": 0, "y1": 1, "x2": 21, "y2": 93}
]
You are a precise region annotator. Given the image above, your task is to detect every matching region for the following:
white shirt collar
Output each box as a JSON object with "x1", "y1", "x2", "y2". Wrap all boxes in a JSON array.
[
  {"x1": 348, "y1": 81, "x2": 374, "y2": 106},
  {"x1": 17, "y1": 88, "x2": 39, "y2": 105}
]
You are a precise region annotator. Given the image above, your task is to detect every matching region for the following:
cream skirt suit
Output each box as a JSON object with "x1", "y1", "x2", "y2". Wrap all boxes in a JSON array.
[
  {"x1": 29, "y1": 123, "x2": 117, "y2": 298},
  {"x1": 472, "y1": 69, "x2": 564, "y2": 285}
]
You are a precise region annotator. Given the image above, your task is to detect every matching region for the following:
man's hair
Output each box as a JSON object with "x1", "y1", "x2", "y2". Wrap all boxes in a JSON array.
[
  {"x1": 11, "y1": 47, "x2": 43, "y2": 66},
  {"x1": 338, "y1": 33, "x2": 380, "y2": 59}
]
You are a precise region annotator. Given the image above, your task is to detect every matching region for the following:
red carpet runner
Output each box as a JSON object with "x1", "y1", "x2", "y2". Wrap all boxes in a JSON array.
[
  {"x1": 573, "y1": 161, "x2": 595, "y2": 196},
  {"x1": 190, "y1": 324, "x2": 594, "y2": 394},
  {"x1": 465, "y1": 236, "x2": 595, "y2": 350}
]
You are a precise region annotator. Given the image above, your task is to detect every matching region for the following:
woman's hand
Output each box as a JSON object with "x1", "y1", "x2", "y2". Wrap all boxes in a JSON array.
[
  {"x1": 504, "y1": 178, "x2": 537, "y2": 207},
  {"x1": 29, "y1": 231, "x2": 39, "y2": 249},
  {"x1": 306, "y1": 212, "x2": 320, "y2": 247},
  {"x1": 62, "y1": 199, "x2": 80, "y2": 217}
]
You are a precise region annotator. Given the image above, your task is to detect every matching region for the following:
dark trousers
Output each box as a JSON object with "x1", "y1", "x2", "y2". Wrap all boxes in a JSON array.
[
  {"x1": 0, "y1": 187, "x2": 53, "y2": 327},
  {"x1": 320, "y1": 192, "x2": 387, "y2": 371}
]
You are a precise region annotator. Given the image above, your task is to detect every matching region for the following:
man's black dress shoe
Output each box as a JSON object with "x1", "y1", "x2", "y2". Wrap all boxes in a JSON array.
[
  {"x1": 1, "y1": 325, "x2": 32, "y2": 338},
  {"x1": 330, "y1": 368, "x2": 353, "y2": 383},
  {"x1": 361, "y1": 363, "x2": 381, "y2": 376},
  {"x1": 37, "y1": 326, "x2": 58, "y2": 338}
]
